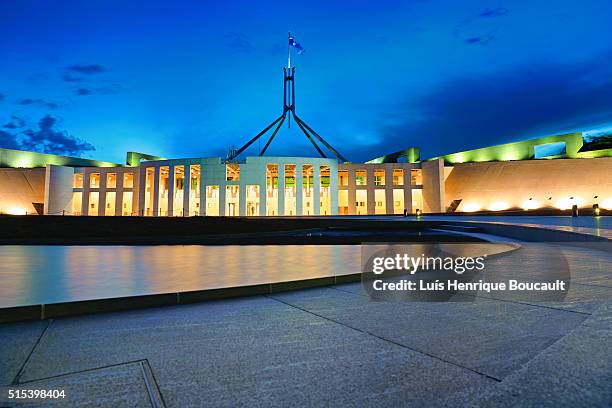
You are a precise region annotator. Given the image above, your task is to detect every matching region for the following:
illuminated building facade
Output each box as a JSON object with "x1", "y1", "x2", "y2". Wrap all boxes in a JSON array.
[{"x1": 1, "y1": 132, "x2": 611, "y2": 216}]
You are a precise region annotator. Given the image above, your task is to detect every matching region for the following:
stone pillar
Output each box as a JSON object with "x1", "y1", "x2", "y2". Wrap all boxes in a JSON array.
[
  {"x1": 167, "y1": 165, "x2": 174, "y2": 217},
  {"x1": 330, "y1": 163, "x2": 339, "y2": 215},
  {"x1": 278, "y1": 164, "x2": 285, "y2": 216},
  {"x1": 82, "y1": 171, "x2": 90, "y2": 216},
  {"x1": 98, "y1": 172, "x2": 107, "y2": 216},
  {"x1": 199, "y1": 165, "x2": 206, "y2": 216},
  {"x1": 115, "y1": 170, "x2": 124, "y2": 216},
  {"x1": 152, "y1": 166, "x2": 160, "y2": 217},
  {"x1": 183, "y1": 164, "x2": 190, "y2": 217},
  {"x1": 385, "y1": 166, "x2": 394, "y2": 215},
  {"x1": 347, "y1": 167, "x2": 356, "y2": 215},
  {"x1": 137, "y1": 167, "x2": 147, "y2": 216},
  {"x1": 404, "y1": 166, "x2": 413, "y2": 214},
  {"x1": 366, "y1": 167, "x2": 375, "y2": 215},
  {"x1": 219, "y1": 182, "x2": 226, "y2": 216},
  {"x1": 238, "y1": 183, "x2": 246, "y2": 216}
]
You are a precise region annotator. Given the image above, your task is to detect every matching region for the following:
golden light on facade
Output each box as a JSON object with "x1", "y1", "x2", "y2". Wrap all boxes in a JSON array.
[
  {"x1": 462, "y1": 203, "x2": 481, "y2": 212},
  {"x1": 521, "y1": 198, "x2": 540, "y2": 210},
  {"x1": 555, "y1": 196, "x2": 584, "y2": 210},
  {"x1": 6, "y1": 207, "x2": 27, "y2": 215},
  {"x1": 489, "y1": 201, "x2": 510, "y2": 211}
]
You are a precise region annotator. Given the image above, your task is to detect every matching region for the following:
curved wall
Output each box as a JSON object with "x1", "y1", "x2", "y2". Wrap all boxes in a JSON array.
[{"x1": 445, "y1": 157, "x2": 612, "y2": 212}]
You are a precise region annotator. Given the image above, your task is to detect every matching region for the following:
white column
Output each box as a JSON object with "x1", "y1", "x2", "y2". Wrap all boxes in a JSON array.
[
  {"x1": 183, "y1": 164, "x2": 190, "y2": 216},
  {"x1": 152, "y1": 166, "x2": 160, "y2": 217},
  {"x1": 278, "y1": 164, "x2": 285, "y2": 216},
  {"x1": 98, "y1": 172, "x2": 107, "y2": 216},
  {"x1": 295, "y1": 165, "x2": 303, "y2": 216},
  {"x1": 115, "y1": 171, "x2": 124, "y2": 216}
]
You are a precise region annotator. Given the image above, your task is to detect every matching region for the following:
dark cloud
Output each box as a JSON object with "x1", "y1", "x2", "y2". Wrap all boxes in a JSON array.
[
  {"x1": 0, "y1": 114, "x2": 95, "y2": 156},
  {"x1": 479, "y1": 8, "x2": 509, "y2": 18},
  {"x1": 454, "y1": 7, "x2": 509, "y2": 45},
  {"x1": 0, "y1": 130, "x2": 21, "y2": 150},
  {"x1": 75, "y1": 84, "x2": 122, "y2": 96},
  {"x1": 3, "y1": 115, "x2": 26, "y2": 129},
  {"x1": 62, "y1": 73, "x2": 84, "y2": 82},
  {"x1": 17, "y1": 98, "x2": 59, "y2": 109},
  {"x1": 465, "y1": 35, "x2": 494, "y2": 45},
  {"x1": 67, "y1": 64, "x2": 106, "y2": 74},
  {"x1": 362, "y1": 51, "x2": 612, "y2": 161},
  {"x1": 225, "y1": 32, "x2": 253, "y2": 53}
]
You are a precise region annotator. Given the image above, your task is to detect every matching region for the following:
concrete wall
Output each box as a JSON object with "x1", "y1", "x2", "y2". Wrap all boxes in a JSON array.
[
  {"x1": 44, "y1": 165, "x2": 74, "y2": 215},
  {"x1": 422, "y1": 159, "x2": 445, "y2": 213},
  {"x1": 0, "y1": 168, "x2": 46, "y2": 214},
  {"x1": 445, "y1": 157, "x2": 612, "y2": 212}
]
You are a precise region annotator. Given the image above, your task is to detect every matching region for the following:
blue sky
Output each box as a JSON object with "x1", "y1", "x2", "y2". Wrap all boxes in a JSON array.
[{"x1": 1, "y1": 0, "x2": 612, "y2": 163}]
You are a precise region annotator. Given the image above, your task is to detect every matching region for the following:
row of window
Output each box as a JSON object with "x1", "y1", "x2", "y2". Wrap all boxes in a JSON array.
[
  {"x1": 74, "y1": 167, "x2": 424, "y2": 190},
  {"x1": 339, "y1": 169, "x2": 423, "y2": 187},
  {"x1": 74, "y1": 172, "x2": 134, "y2": 189}
]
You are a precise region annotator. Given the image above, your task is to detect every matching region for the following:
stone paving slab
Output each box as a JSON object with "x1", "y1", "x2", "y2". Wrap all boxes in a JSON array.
[
  {"x1": 0, "y1": 361, "x2": 154, "y2": 408},
  {"x1": 474, "y1": 301, "x2": 612, "y2": 407},
  {"x1": 0, "y1": 267, "x2": 609, "y2": 406},
  {"x1": 7, "y1": 296, "x2": 498, "y2": 407},
  {"x1": 271, "y1": 287, "x2": 588, "y2": 379},
  {"x1": 0, "y1": 320, "x2": 47, "y2": 386}
]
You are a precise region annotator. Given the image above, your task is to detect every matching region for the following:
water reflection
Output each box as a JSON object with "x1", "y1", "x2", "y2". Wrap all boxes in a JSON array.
[{"x1": 0, "y1": 245, "x2": 362, "y2": 308}]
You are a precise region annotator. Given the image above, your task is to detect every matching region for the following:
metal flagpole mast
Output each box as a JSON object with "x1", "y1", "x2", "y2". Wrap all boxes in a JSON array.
[
  {"x1": 287, "y1": 32, "x2": 291, "y2": 69},
  {"x1": 228, "y1": 32, "x2": 348, "y2": 162}
]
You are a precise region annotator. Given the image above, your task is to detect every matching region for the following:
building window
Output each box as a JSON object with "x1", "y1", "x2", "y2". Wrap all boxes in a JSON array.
[
  {"x1": 89, "y1": 173, "x2": 100, "y2": 188},
  {"x1": 226, "y1": 163, "x2": 240, "y2": 181},
  {"x1": 226, "y1": 185, "x2": 240, "y2": 216},
  {"x1": 356, "y1": 170, "x2": 367, "y2": 186},
  {"x1": 72, "y1": 192, "x2": 82, "y2": 215},
  {"x1": 158, "y1": 166, "x2": 169, "y2": 216},
  {"x1": 267, "y1": 164, "x2": 279, "y2": 216},
  {"x1": 284, "y1": 164, "x2": 296, "y2": 216},
  {"x1": 173, "y1": 166, "x2": 184, "y2": 216},
  {"x1": 88, "y1": 192, "x2": 99, "y2": 216},
  {"x1": 190, "y1": 165, "x2": 200, "y2": 216},
  {"x1": 393, "y1": 189, "x2": 404, "y2": 214},
  {"x1": 338, "y1": 170, "x2": 348, "y2": 186},
  {"x1": 106, "y1": 173, "x2": 117, "y2": 188},
  {"x1": 411, "y1": 169, "x2": 423, "y2": 186},
  {"x1": 105, "y1": 192, "x2": 116, "y2": 216},
  {"x1": 73, "y1": 173, "x2": 83, "y2": 188},
  {"x1": 375, "y1": 190, "x2": 386, "y2": 214},
  {"x1": 123, "y1": 173, "x2": 134, "y2": 188},
  {"x1": 320, "y1": 165, "x2": 331, "y2": 215},
  {"x1": 206, "y1": 185, "x2": 219, "y2": 216},
  {"x1": 356, "y1": 190, "x2": 367, "y2": 215},
  {"x1": 374, "y1": 169, "x2": 385, "y2": 186},
  {"x1": 246, "y1": 185, "x2": 260, "y2": 216},
  {"x1": 302, "y1": 164, "x2": 313, "y2": 215},
  {"x1": 144, "y1": 167, "x2": 154, "y2": 216},
  {"x1": 122, "y1": 192, "x2": 133, "y2": 216},
  {"x1": 392, "y1": 169, "x2": 404, "y2": 186},
  {"x1": 338, "y1": 190, "x2": 349, "y2": 215}
]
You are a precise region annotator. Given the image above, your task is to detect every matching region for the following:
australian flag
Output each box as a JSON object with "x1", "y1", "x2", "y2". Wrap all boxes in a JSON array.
[{"x1": 289, "y1": 35, "x2": 305, "y2": 55}]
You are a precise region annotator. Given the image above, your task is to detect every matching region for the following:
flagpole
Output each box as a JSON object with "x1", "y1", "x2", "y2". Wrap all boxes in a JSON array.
[{"x1": 287, "y1": 31, "x2": 291, "y2": 69}]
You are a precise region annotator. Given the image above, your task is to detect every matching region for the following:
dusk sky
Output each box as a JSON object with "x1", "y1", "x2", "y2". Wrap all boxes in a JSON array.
[{"x1": 1, "y1": 0, "x2": 612, "y2": 163}]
